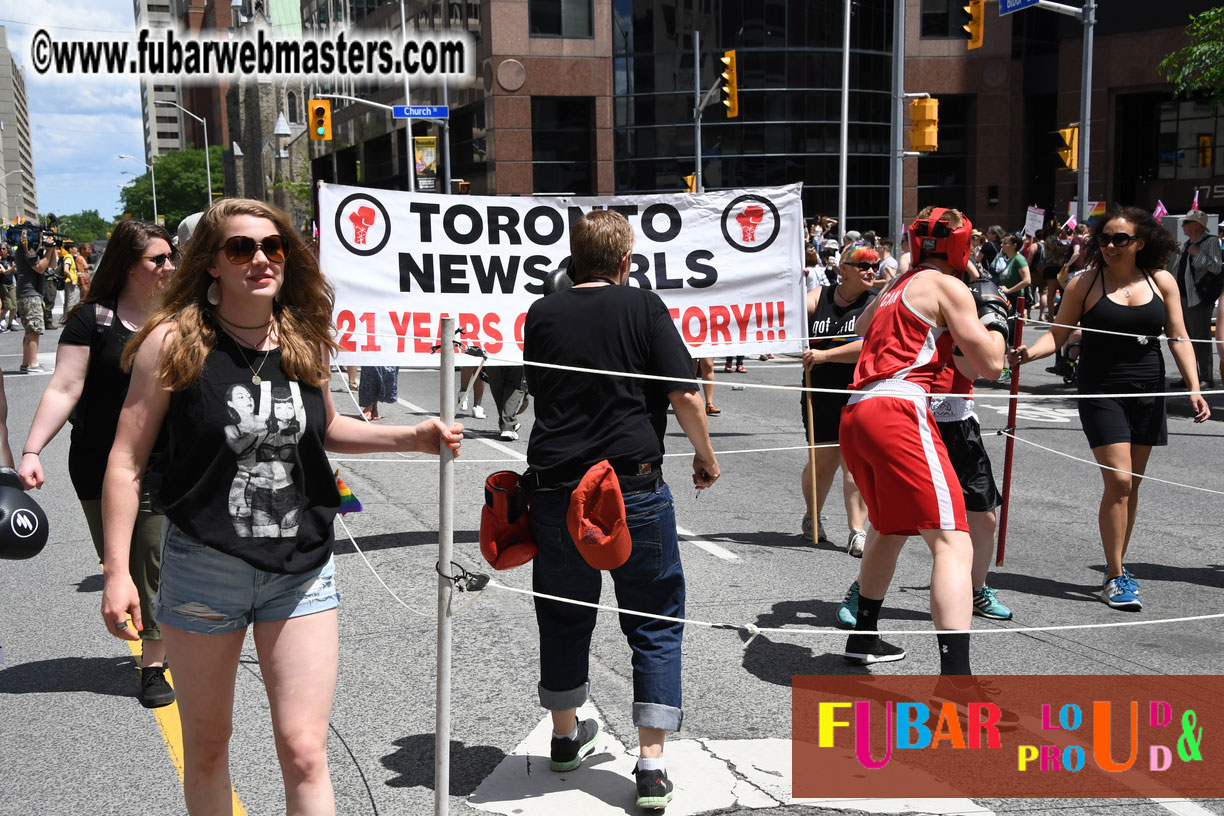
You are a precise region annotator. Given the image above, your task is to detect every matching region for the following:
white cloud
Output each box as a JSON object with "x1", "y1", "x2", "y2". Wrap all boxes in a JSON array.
[{"x1": 4, "y1": 1, "x2": 147, "y2": 217}]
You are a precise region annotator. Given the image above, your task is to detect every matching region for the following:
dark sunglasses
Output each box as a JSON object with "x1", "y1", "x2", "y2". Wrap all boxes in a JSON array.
[
  {"x1": 1097, "y1": 232, "x2": 1137, "y2": 248},
  {"x1": 142, "y1": 252, "x2": 179, "y2": 266},
  {"x1": 844, "y1": 261, "x2": 877, "y2": 270},
  {"x1": 215, "y1": 234, "x2": 287, "y2": 264}
]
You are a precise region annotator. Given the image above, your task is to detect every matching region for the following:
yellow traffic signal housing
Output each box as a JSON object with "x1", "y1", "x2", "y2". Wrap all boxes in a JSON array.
[
  {"x1": 1056, "y1": 126, "x2": 1079, "y2": 170},
  {"x1": 963, "y1": 0, "x2": 984, "y2": 50},
  {"x1": 308, "y1": 99, "x2": 333, "y2": 140},
  {"x1": 720, "y1": 50, "x2": 739, "y2": 119},
  {"x1": 683, "y1": 174, "x2": 697, "y2": 193},
  {"x1": 909, "y1": 98, "x2": 939, "y2": 152}
]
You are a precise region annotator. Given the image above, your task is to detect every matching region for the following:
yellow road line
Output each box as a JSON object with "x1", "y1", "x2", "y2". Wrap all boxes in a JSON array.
[{"x1": 124, "y1": 639, "x2": 247, "y2": 815}]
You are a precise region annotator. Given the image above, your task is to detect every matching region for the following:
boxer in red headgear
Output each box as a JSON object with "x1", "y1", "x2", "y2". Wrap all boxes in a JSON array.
[{"x1": 835, "y1": 207, "x2": 1007, "y2": 685}]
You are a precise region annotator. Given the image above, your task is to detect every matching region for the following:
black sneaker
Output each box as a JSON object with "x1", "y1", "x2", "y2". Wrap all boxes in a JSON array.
[
  {"x1": 550, "y1": 717, "x2": 599, "y2": 772},
  {"x1": 635, "y1": 765, "x2": 674, "y2": 810},
  {"x1": 930, "y1": 675, "x2": 1021, "y2": 731},
  {"x1": 843, "y1": 633, "x2": 906, "y2": 665},
  {"x1": 139, "y1": 666, "x2": 176, "y2": 708}
]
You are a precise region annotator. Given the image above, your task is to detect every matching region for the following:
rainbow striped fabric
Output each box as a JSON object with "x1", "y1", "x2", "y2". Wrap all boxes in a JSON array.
[{"x1": 335, "y1": 471, "x2": 363, "y2": 515}]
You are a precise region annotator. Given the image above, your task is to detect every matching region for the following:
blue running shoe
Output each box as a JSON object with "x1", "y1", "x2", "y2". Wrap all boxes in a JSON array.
[
  {"x1": 1122, "y1": 566, "x2": 1141, "y2": 590},
  {"x1": 1100, "y1": 575, "x2": 1142, "y2": 610},
  {"x1": 836, "y1": 581, "x2": 860, "y2": 629},
  {"x1": 972, "y1": 586, "x2": 1013, "y2": 620}
]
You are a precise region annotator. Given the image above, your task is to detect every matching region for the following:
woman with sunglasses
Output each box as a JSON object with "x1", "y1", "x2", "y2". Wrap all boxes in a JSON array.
[
  {"x1": 1012, "y1": 205, "x2": 1209, "y2": 611},
  {"x1": 100, "y1": 199, "x2": 463, "y2": 815},
  {"x1": 799, "y1": 242, "x2": 875, "y2": 554},
  {"x1": 19, "y1": 219, "x2": 178, "y2": 708}
]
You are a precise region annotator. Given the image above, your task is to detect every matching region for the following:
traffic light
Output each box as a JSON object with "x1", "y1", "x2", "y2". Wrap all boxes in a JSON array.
[
  {"x1": 1055, "y1": 126, "x2": 1079, "y2": 170},
  {"x1": 308, "y1": 99, "x2": 332, "y2": 140},
  {"x1": 720, "y1": 49, "x2": 739, "y2": 119},
  {"x1": 962, "y1": 0, "x2": 984, "y2": 50},
  {"x1": 683, "y1": 174, "x2": 697, "y2": 193},
  {"x1": 909, "y1": 98, "x2": 939, "y2": 152}
]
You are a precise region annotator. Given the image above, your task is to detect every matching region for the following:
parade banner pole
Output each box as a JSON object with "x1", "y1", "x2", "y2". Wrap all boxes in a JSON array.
[
  {"x1": 996, "y1": 296, "x2": 1025, "y2": 566},
  {"x1": 804, "y1": 367, "x2": 819, "y2": 546},
  {"x1": 436, "y1": 316, "x2": 457, "y2": 816}
]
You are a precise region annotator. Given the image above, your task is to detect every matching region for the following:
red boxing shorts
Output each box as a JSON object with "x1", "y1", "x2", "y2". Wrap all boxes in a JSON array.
[{"x1": 839, "y1": 394, "x2": 968, "y2": 536}]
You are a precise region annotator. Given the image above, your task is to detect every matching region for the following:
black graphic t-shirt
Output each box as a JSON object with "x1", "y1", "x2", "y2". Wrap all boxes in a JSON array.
[
  {"x1": 161, "y1": 334, "x2": 340, "y2": 574},
  {"x1": 806, "y1": 287, "x2": 874, "y2": 391}
]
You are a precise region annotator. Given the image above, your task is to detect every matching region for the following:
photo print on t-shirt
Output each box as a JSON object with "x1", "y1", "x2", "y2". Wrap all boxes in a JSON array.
[{"x1": 223, "y1": 380, "x2": 307, "y2": 539}]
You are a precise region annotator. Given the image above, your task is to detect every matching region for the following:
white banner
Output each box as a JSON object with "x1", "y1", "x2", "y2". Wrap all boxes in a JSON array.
[{"x1": 318, "y1": 183, "x2": 805, "y2": 365}]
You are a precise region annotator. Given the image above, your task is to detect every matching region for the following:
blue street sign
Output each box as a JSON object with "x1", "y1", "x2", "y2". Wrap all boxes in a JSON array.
[
  {"x1": 392, "y1": 105, "x2": 450, "y2": 119},
  {"x1": 999, "y1": 0, "x2": 1039, "y2": 15}
]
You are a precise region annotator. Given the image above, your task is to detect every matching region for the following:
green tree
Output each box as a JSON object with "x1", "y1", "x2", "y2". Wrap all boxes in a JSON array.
[
  {"x1": 44, "y1": 209, "x2": 115, "y2": 243},
  {"x1": 118, "y1": 145, "x2": 223, "y2": 232},
  {"x1": 1160, "y1": 7, "x2": 1224, "y2": 105}
]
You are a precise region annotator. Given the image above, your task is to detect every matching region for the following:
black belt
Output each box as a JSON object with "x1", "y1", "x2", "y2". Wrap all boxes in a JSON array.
[{"x1": 526, "y1": 462, "x2": 662, "y2": 493}]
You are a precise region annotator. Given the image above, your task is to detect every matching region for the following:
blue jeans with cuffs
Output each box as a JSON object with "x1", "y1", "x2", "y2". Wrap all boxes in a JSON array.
[{"x1": 529, "y1": 481, "x2": 684, "y2": 732}]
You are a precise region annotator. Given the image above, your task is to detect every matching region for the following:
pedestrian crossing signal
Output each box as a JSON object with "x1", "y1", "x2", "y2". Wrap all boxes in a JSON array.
[
  {"x1": 909, "y1": 98, "x2": 939, "y2": 152},
  {"x1": 309, "y1": 100, "x2": 332, "y2": 141},
  {"x1": 720, "y1": 50, "x2": 739, "y2": 119},
  {"x1": 1055, "y1": 126, "x2": 1079, "y2": 170}
]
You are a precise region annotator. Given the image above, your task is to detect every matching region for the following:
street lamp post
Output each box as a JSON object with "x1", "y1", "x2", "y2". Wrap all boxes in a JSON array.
[
  {"x1": 154, "y1": 100, "x2": 212, "y2": 206},
  {"x1": 119, "y1": 155, "x2": 158, "y2": 223}
]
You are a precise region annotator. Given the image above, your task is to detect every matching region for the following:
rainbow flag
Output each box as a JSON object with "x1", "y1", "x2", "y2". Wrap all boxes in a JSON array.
[{"x1": 335, "y1": 470, "x2": 362, "y2": 515}]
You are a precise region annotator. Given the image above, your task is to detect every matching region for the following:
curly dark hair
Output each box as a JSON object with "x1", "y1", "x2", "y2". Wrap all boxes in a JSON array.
[{"x1": 1084, "y1": 205, "x2": 1178, "y2": 274}]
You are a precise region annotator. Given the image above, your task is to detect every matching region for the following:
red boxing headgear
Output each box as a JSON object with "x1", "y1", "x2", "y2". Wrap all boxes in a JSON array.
[{"x1": 909, "y1": 208, "x2": 973, "y2": 274}]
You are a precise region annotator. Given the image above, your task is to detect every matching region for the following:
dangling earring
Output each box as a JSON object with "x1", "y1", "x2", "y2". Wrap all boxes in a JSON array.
[{"x1": 206, "y1": 280, "x2": 221, "y2": 306}]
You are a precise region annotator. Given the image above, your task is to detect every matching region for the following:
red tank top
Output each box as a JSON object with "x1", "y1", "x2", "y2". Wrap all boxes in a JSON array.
[{"x1": 851, "y1": 265, "x2": 954, "y2": 394}]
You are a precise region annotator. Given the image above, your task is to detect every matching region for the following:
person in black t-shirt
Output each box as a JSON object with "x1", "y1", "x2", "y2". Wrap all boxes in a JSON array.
[
  {"x1": 524, "y1": 210, "x2": 719, "y2": 810},
  {"x1": 19, "y1": 219, "x2": 178, "y2": 708},
  {"x1": 101, "y1": 199, "x2": 463, "y2": 815}
]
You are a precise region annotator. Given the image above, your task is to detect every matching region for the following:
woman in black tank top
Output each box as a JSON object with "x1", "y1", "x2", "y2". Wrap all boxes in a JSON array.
[
  {"x1": 1012, "y1": 207, "x2": 1208, "y2": 613},
  {"x1": 799, "y1": 242, "x2": 876, "y2": 553}
]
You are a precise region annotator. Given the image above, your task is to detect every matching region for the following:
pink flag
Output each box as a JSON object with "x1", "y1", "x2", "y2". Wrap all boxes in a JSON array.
[
  {"x1": 1063, "y1": 213, "x2": 1078, "y2": 231},
  {"x1": 1192, "y1": 189, "x2": 1200, "y2": 210},
  {"x1": 1153, "y1": 200, "x2": 1168, "y2": 223}
]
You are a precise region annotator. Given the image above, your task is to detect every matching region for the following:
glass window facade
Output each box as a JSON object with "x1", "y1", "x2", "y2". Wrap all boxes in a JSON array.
[
  {"x1": 612, "y1": 0, "x2": 894, "y2": 230},
  {"x1": 1158, "y1": 99, "x2": 1224, "y2": 180},
  {"x1": 533, "y1": 97, "x2": 595, "y2": 194},
  {"x1": 530, "y1": 0, "x2": 594, "y2": 38},
  {"x1": 915, "y1": 94, "x2": 971, "y2": 212},
  {"x1": 920, "y1": 0, "x2": 964, "y2": 39}
]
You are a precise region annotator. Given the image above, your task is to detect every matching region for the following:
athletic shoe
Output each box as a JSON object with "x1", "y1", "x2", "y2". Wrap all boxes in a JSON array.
[
  {"x1": 472, "y1": 405, "x2": 486, "y2": 419},
  {"x1": 138, "y1": 666, "x2": 176, "y2": 708},
  {"x1": 20, "y1": 364, "x2": 47, "y2": 374},
  {"x1": 635, "y1": 766, "x2": 674, "y2": 810},
  {"x1": 499, "y1": 430, "x2": 519, "y2": 441},
  {"x1": 801, "y1": 514, "x2": 814, "y2": 540},
  {"x1": 843, "y1": 633, "x2": 906, "y2": 665},
  {"x1": 550, "y1": 718, "x2": 599, "y2": 772},
  {"x1": 972, "y1": 586, "x2": 1013, "y2": 620},
  {"x1": 836, "y1": 581, "x2": 860, "y2": 629},
  {"x1": 724, "y1": 362, "x2": 733, "y2": 372},
  {"x1": 1122, "y1": 566, "x2": 1140, "y2": 590},
  {"x1": 1100, "y1": 574, "x2": 1142, "y2": 610},
  {"x1": 998, "y1": 367, "x2": 1011, "y2": 383},
  {"x1": 818, "y1": 516, "x2": 829, "y2": 542},
  {"x1": 846, "y1": 529, "x2": 866, "y2": 558},
  {"x1": 460, "y1": 395, "x2": 470, "y2": 411},
  {"x1": 929, "y1": 675, "x2": 1020, "y2": 730}
]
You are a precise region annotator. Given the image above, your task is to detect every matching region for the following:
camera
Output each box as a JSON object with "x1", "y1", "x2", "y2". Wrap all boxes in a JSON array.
[{"x1": 4, "y1": 214, "x2": 63, "y2": 254}]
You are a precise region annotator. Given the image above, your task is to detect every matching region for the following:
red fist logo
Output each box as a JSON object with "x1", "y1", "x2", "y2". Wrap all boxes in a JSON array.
[
  {"x1": 348, "y1": 206, "x2": 377, "y2": 245},
  {"x1": 735, "y1": 205, "x2": 766, "y2": 242}
]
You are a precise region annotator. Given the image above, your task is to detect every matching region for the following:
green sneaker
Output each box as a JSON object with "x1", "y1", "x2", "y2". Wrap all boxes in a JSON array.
[
  {"x1": 550, "y1": 718, "x2": 600, "y2": 772},
  {"x1": 836, "y1": 581, "x2": 860, "y2": 629},
  {"x1": 972, "y1": 585, "x2": 1013, "y2": 620},
  {"x1": 635, "y1": 766, "x2": 674, "y2": 810}
]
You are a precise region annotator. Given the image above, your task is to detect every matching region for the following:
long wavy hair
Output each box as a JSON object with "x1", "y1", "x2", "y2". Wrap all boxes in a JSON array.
[
  {"x1": 124, "y1": 198, "x2": 337, "y2": 390},
  {"x1": 1084, "y1": 205, "x2": 1178, "y2": 275},
  {"x1": 64, "y1": 219, "x2": 173, "y2": 325}
]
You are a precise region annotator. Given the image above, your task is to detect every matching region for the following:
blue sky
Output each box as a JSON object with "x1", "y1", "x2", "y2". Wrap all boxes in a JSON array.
[{"x1": 3, "y1": 0, "x2": 146, "y2": 220}]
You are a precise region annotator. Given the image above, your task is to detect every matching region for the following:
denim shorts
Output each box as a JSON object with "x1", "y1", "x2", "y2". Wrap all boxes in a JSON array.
[{"x1": 154, "y1": 521, "x2": 340, "y2": 635}]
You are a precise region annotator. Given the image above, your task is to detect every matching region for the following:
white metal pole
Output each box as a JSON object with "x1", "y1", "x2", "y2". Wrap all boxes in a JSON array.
[
  {"x1": 838, "y1": 0, "x2": 851, "y2": 242},
  {"x1": 889, "y1": 0, "x2": 905, "y2": 243},
  {"x1": 150, "y1": 162, "x2": 158, "y2": 224},
  {"x1": 694, "y1": 29, "x2": 703, "y2": 194},
  {"x1": 1076, "y1": 0, "x2": 1094, "y2": 223},
  {"x1": 202, "y1": 116, "x2": 213, "y2": 205},
  {"x1": 435, "y1": 315, "x2": 456, "y2": 816},
  {"x1": 400, "y1": 1, "x2": 416, "y2": 193}
]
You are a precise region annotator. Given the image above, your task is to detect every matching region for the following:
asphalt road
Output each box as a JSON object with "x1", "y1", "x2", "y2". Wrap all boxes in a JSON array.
[{"x1": 1, "y1": 319, "x2": 1222, "y2": 816}]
